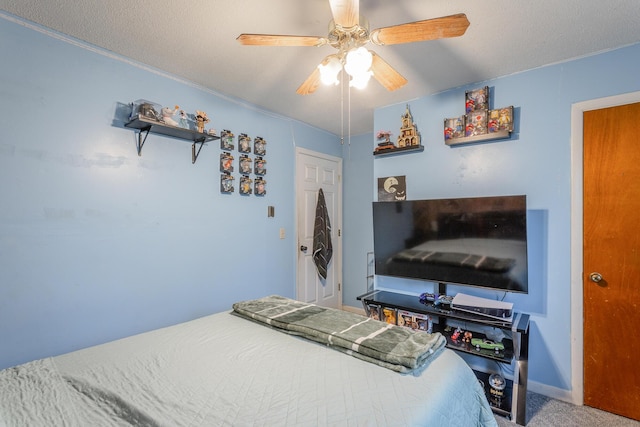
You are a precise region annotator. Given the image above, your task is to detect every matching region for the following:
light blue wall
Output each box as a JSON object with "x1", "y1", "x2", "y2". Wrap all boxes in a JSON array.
[
  {"x1": 0, "y1": 15, "x2": 340, "y2": 370},
  {"x1": 366, "y1": 43, "x2": 640, "y2": 392},
  {"x1": 342, "y1": 134, "x2": 374, "y2": 307}
]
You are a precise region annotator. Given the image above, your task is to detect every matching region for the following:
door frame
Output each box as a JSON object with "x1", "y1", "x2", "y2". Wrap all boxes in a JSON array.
[
  {"x1": 569, "y1": 90, "x2": 640, "y2": 406},
  {"x1": 294, "y1": 147, "x2": 343, "y2": 307}
]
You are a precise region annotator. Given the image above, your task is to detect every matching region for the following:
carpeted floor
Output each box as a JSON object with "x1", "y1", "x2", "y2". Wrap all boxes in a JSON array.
[{"x1": 494, "y1": 391, "x2": 640, "y2": 426}]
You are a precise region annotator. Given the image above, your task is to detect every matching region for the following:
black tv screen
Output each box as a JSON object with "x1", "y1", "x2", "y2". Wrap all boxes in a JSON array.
[{"x1": 373, "y1": 195, "x2": 528, "y2": 293}]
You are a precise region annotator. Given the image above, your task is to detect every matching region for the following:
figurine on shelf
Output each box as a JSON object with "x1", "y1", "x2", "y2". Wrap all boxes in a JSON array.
[
  {"x1": 195, "y1": 110, "x2": 210, "y2": 133},
  {"x1": 397, "y1": 105, "x2": 421, "y2": 147},
  {"x1": 178, "y1": 110, "x2": 189, "y2": 129},
  {"x1": 375, "y1": 129, "x2": 395, "y2": 152},
  {"x1": 161, "y1": 105, "x2": 180, "y2": 126},
  {"x1": 376, "y1": 130, "x2": 392, "y2": 143}
]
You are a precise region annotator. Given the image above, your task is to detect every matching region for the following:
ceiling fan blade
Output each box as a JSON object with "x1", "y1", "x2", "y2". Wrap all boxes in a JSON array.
[
  {"x1": 370, "y1": 13, "x2": 470, "y2": 46},
  {"x1": 237, "y1": 34, "x2": 327, "y2": 47},
  {"x1": 296, "y1": 67, "x2": 322, "y2": 95},
  {"x1": 297, "y1": 55, "x2": 337, "y2": 95},
  {"x1": 329, "y1": 0, "x2": 359, "y2": 28},
  {"x1": 370, "y1": 52, "x2": 408, "y2": 91}
]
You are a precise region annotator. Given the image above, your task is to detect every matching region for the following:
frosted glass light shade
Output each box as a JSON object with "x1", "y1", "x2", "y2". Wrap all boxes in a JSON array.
[
  {"x1": 344, "y1": 47, "x2": 373, "y2": 89},
  {"x1": 344, "y1": 47, "x2": 373, "y2": 76},
  {"x1": 349, "y1": 70, "x2": 372, "y2": 89},
  {"x1": 318, "y1": 56, "x2": 342, "y2": 86}
]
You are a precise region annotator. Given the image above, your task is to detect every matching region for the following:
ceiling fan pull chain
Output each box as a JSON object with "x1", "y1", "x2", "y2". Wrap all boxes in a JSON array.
[
  {"x1": 348, "y1": 81, "x2": 351, "y2": 147},
  {"x1": 341, "y1": 68, "x2": 345, "y2": 145}
]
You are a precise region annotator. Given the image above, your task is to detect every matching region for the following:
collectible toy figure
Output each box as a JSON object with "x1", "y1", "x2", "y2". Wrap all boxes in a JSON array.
[
  {"x1": 195, "y1": 110, "x2": 210, "y2": 133},
  {"x1": 160, "y1": 105, "x2": 180, "y2": 126},
  {"x1": 178, "y1": 110, "x2": 189, "y2": 129}
]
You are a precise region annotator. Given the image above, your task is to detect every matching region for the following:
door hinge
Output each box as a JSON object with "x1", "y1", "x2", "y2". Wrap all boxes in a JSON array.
[
  {"x1": 338, "y1": 229, "x2": 341, "y2": 237},
  {"x1": 338, "y1": 282, "x2": 341, "y2": 291}
]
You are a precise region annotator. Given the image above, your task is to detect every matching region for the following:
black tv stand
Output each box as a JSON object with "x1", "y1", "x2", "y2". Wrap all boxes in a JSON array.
[{"x1": 357, "y1": 289, "x2": 529, "y2": 425}]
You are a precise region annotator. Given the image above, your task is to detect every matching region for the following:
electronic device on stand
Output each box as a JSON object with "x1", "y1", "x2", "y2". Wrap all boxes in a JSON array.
[{"x1": 365, "y1": 194, "x2": 531, "y2": 424}]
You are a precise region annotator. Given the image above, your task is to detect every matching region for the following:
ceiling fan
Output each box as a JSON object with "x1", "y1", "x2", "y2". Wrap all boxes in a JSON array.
[{"x1": 236, "y1": 0, "x2": 469, "y2": 95}]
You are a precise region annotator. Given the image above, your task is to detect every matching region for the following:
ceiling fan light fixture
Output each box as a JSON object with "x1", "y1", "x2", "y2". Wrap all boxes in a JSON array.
[
  {"x1": 349, "y1": 70, "x2": 372, "y2": 89},
  {"x1": 344, "y1": 47, "x2": 373, "y2": 89},
  {"x1": 344, "y1": 47, "x2": 372, "y2": 76},
  {"x1": 318, "y1": 55, "x2": 342, "y2": 86}
]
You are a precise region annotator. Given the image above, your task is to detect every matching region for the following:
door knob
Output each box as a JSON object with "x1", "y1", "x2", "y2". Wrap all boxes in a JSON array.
[
  {"x1": 589, "y1": 272, "x2": 603, "y2": 283},
  {"x1": 300, "y1": 245, "x2": 308, "y2": 252}
]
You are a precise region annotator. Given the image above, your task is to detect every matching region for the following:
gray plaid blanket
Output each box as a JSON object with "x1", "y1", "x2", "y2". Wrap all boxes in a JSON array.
[{"x1": 232, "y1": 295, "x2": 446, "y2": 374}]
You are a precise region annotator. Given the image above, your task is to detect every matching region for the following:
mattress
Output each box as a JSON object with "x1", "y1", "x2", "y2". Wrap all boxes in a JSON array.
[{"x1": 0, "y1": 308, "x2": 497, "y2": 426}]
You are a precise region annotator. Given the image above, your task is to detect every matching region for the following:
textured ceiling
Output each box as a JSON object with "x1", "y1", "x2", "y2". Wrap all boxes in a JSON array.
[{"x1": 2, "y1": 0, "x2": 640, "y2": 136}]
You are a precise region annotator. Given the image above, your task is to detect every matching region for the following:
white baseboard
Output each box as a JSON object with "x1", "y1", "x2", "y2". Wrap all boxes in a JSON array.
[
  {"x1": 342, "y1": 305, "x2": 365, "y2": 316},
  {"x1": 527, "y1": 379, "x2": 577, "y2": 405}
]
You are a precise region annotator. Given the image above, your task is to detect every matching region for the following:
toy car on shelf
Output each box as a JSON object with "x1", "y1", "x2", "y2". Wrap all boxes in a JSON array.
[{"x1": 471, "y1": 338, "x2": 505, "y2": 352}]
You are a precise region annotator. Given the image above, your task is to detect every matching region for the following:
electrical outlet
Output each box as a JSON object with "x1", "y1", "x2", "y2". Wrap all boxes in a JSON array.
[{"x1": 279, "y1": 228, "x2": 286, "y2": 239}]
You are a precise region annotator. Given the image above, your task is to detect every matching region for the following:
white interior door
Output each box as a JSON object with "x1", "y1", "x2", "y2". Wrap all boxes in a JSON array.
[{"x1": 295, "y1": 148, "x2": 342, "y2": 309}]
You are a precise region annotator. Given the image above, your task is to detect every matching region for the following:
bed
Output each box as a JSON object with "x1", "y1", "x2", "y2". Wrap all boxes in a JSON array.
[{"x1": 0, "y1": 295, "x2": 497, "y2": 426}]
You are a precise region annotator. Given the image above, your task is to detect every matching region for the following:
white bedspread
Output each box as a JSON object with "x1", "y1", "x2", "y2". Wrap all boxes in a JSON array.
[{"x1": 0, "y1": 310, "x2": 497, "y2": 426}]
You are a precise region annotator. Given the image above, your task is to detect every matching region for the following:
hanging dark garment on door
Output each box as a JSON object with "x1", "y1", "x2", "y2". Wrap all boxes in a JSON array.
[{"x1": 312, "y1": 188, "x2": 333, "y2": 279}]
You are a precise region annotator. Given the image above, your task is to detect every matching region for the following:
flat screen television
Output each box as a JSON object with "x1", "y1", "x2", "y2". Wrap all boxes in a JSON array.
[{"x1": 372, "y1": 195, "x2": 528, "y2": 293}]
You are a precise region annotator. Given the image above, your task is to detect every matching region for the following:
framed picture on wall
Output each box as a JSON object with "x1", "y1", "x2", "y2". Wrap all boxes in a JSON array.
[{"x1": 378, "y1": 175, "x2": 406, "y2": 201}]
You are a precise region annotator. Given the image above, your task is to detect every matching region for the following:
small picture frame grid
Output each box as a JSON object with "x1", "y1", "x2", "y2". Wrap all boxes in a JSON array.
[{"x1": 219, "y1": 131, "x2": 267, "y2": 196}]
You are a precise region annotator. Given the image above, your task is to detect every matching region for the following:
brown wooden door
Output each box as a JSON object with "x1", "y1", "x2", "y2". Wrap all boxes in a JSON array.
[{"x1": 583, "y1": 102, "x2": 640, "y2": 420}]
